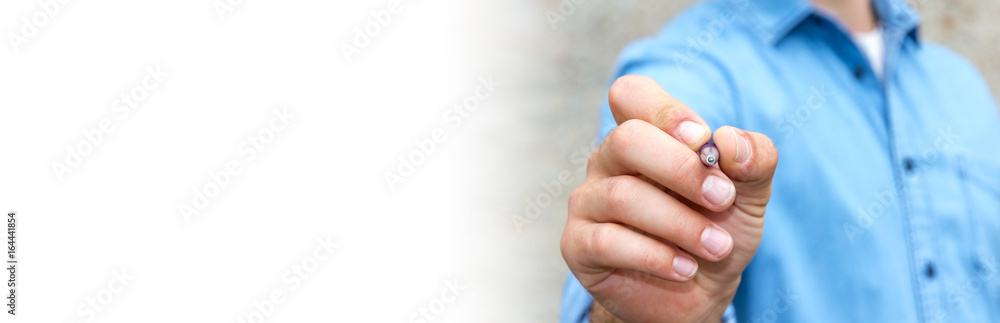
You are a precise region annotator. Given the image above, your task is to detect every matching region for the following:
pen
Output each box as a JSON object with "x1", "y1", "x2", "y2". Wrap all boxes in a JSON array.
[{"x1": 699, "y1": 137, "x2": 719, "y2": 166}]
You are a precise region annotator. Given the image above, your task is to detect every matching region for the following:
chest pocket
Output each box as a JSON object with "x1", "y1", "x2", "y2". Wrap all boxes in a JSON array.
[{"x1": 952, "y1": 153, "x2": 1000, "y2": 304}]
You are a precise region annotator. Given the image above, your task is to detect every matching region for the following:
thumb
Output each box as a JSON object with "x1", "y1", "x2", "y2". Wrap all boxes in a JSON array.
[{"x1": 712, "y1": 126, "x2": 779, "y2": 217}]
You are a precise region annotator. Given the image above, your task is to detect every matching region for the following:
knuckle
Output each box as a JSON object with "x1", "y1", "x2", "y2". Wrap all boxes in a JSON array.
[
  {"x1": 586, "y1": 224, "x2": 615, "y2": 258},
  {"x1": 652, "y1": 99, "x2": 681, "y2": 128},
  {"x1": 640, "y1": 247, "x2": 670, "y2": 275},
  {"x1": 567, "y1": 185, "x2": 586, "y2": 217},
  {"x1": 616, "y1": 119, "x2": 646, "y2": 137},
  {"x1": 604, "y1": 176, "x2": 639, "y2": 214},
  {"x1": 676, "y1": 213, "x2": 705, "y2": 245},
  {"x1": 606, "y1": 120, "x2": 646, "y2": 157},
  {"x1": 609, "y1": 75, "x2": 644, "y2": 102},
  {"x1": 669, "y1": 151, "x2": 702, "y2": 185},
  {"x1": 586, "y1": 148, "x2": 602, "y2": 175},
  {"x1": 559, "y1": 226, "x2": 574, "y2": 260}
]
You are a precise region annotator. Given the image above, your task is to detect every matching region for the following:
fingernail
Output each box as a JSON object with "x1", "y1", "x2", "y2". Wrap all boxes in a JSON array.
[
  {"x1": 701, "y1": 175, "x2": 735, "y2": 206},
  {"x1": 677, "y1": 121, "x2": 707, "y2": 146},
  {"x1": 701, "y1": 226, "x2": 733, "y2": 257},
  {"x1": 672, "y1": 254, "x2": 698, "y2": 279},
  {"x1": 730, "y1": 128, "x2": 752, "y2": 164}
]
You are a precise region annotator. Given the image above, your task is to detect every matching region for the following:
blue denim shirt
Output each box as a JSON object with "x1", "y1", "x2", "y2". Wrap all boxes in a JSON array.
[{"x1": 560, "y1": 0, "x2": 1000, "y2": 322}]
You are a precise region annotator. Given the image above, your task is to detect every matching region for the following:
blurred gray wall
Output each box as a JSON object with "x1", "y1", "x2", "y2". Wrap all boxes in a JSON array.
[{"x1": 491, "y1": 0, "x2": 1000, "y2": 321}]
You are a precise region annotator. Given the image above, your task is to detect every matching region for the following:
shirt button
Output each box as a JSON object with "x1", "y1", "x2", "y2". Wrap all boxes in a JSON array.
[
  {"x1": 853, "y1": 66, "x2": 864, "y2": 79},
  {"x1": 925, "y1": 263, "x2": 935, "y2": 278},
  {"x1": 903, "y1": 158, "x2": 914, "y2": 172}
]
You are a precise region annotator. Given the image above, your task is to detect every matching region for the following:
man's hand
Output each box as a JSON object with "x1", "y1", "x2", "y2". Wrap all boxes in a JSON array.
[{"x1": 560, "y1": 75, "x2": 778, "y2": 322}]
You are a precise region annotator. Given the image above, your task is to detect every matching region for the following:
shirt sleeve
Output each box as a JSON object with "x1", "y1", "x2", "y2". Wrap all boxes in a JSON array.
[
  {"x1": 599, "y1": 38, "x2": 742, "y2": 139},
  {"x1": 559, "y1": 271, "x2": 594, "y2": 323}
]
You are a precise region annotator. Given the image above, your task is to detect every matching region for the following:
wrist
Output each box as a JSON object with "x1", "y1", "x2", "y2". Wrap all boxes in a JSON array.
[
  {"x1": 587, "y1": 277, "x2": 741, "y2": 323},
  {"x1": 589, "y1": 301, "x2": 624, "y2": 323}
]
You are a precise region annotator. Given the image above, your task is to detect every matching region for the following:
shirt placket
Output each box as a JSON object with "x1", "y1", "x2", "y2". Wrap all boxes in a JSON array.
[{"x1": 881, "y1": 30, "x2": 944, "y2": 323}]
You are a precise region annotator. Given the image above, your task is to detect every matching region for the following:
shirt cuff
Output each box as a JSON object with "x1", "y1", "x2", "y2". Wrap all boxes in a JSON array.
[{"x1": 560, "y1": 270, "x2": 594, "y2": 323}]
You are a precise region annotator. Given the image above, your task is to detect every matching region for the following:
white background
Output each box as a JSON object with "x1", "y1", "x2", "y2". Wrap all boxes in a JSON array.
[{"x1": 0, "y1": 0, "x2": 553, "y2": 322}]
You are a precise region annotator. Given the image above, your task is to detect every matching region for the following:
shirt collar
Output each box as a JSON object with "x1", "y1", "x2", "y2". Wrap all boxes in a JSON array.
[{"x1": 743, "y1": 0, "x2": 921, "y2": 46}]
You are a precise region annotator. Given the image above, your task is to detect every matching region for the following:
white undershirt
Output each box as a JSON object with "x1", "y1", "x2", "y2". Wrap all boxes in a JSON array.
[{"x1": 852, "y1": 27, "x2": 885, "y2": 80}]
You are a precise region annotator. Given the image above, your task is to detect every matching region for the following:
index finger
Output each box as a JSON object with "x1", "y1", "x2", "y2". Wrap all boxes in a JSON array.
[{"x1": 608, "y1": 75, "x2": 712, "y2": 151}]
